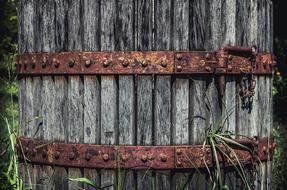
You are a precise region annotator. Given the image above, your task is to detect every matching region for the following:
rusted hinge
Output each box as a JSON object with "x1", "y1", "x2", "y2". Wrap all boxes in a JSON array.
[
  {"x1": 17, "y1": 136, "x2": 275, "y2": 170},
  {"x1": 16, "y1": 46, "x2": 276, "y2": 76}
]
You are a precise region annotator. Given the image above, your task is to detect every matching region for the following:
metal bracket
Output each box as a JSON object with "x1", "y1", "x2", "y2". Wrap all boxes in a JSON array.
[
  {"x1": 16, "y1": 46, "x2": 276, "y2": 76},
  {"x1": 17, "y1": 136, "x2": 275, "y2": 170}
]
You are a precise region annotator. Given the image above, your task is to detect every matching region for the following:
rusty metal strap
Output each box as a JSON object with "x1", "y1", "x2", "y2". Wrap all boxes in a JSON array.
[
  {"x1": 16, "y1": 46, "x2": 276, "y2": 75},
  {"x1": 17, "y1": 136, "x2": 275, "y2": 170}
]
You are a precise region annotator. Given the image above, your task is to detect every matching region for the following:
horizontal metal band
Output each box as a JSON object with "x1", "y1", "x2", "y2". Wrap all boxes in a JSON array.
[
  {"x1": 17, "y1": 136, "x2": 275, "y2": 170},
  {"x1": 16, "y1": 46, "x2": 276, "y2": 75}
]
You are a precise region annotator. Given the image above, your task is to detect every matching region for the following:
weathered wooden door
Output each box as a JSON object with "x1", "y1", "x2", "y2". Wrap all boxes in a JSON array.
[{"x1": 18, "y1": 0, "x2": 274, "y2": 189}]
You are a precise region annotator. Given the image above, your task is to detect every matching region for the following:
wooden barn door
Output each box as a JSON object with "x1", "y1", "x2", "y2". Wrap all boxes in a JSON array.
[{"x1": 18, "y1": 0, "x2": 273, "y2": 189}]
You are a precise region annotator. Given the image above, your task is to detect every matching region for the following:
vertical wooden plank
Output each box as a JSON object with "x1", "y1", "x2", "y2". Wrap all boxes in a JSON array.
[
  {"x1": 100, "y1": 1, "x2": 117, "y2": 189},
  {"x1": 66, "y1": 1, "x2": 83, "y2": 189},
  {"x1": 222, "y1": 0, "x2": 237, "y2": 188},
  {"x1": 100, "y1": 76, "x2": 117, "y2": 189},
  {"x1": 189, "y1": 0, "x2": 210, "y2": 189},
  {"x1": 154, "y1": 0, "x2": 172, "y2": 189},
  {"x1": 67, "y1": 76, "x2": 84, "y2": 190},
  {"x1": 53, "y1": 0, "x2": 68, "y2": 189},
  {"x1": 19, "y1": 0, "x2": 39, "y2": 188},
  {"x1": 53, "y1": 76, "x2": 68, "y2": 190},
  {"x1": 38, "y1": 0, "x2": 58, "y2": 189},
  {"x1": 136, "y1": 0, "x2": 154, "y2": 189},
  {"x1": 82, "y1": 1, "x2": 101, "y2": 189},
  {"x1": 116, "y1": 1, "x2": 136, "y2": 189},
  {"x1": 172, "y1": 0, "x2": 190, "y2": 189}
]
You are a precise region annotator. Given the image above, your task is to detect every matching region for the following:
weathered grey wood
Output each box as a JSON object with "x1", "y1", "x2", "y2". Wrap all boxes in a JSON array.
[
  {"x1": 154, "y1": 76, "x2": 171, "y2": 189},
  {"x1": 135, "y1": 1, "x2": 154, "y2": 188},
  {"x1": 18, "y1": 0, "x2": 274, "y2": 189},
  {"x1": 53, "y1": 76, "x2": 68, "y2": 190},
  {"x1": 65, "y1": 1, "x2": 84, "y2": 189},
  {"x1": 116, "y1": 1, "x2": 136, "y2": 188},
  {"x1": 100, "y1": 1, "x2": 118, "y2": 188},
  {"x1": 172, "y1": 1, "x2": 191, "y2": 189},
  {"x1": 82, "y1": 1, "x2": 101, "y2": 187},
  {"x1": 154, "y1": 1, "x2": 172, "y2": 189}
]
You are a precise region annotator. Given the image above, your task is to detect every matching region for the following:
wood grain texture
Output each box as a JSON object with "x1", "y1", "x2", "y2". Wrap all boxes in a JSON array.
[
  {"x1": 100, "y1": 2, "x2": 117, "y2": 189},
  {"x1": 172, "y1": 1, "x2": 190, "y2": 188},
  {"x1": 135, "y1": 1, "x2": 154, "y2": 188},
  {"x1": 82, "y1": 1, "x2": 101, "y2": 188},
  {"x1": 18, "y1": 0, "x2": 274, "y2": 189},
  {"x1": 116, "y1": 1, "x2": 136, "y2": 188},
  {"x1": 154, "y1": 1, "x2": 172, "y2": 189}
]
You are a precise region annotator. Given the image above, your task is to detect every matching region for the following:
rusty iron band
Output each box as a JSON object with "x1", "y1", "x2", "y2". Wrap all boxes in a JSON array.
[
  {"x1": 17, "y1": 136, "x2": 275, "y2": 170},
  {"x1": 16, "y1": 46, "x2": 276, "y2": 76}
]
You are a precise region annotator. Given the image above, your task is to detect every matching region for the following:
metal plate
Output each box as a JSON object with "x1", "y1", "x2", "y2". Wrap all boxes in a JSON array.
[
  {"x1": 17, "y1": 136, "x2": 275, "y2": 170},
  {"x1": 16, "y1": 47, "x2": 275, "y2": 76}
]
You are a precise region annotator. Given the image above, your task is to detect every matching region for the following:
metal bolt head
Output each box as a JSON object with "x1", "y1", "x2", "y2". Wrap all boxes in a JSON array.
[
  {"x1": 31, "y1": 148, "x2": 37, "y2": 157},
  {"x1": 53, "y1": 58, "x2": 60, "y2": 68},
  {"x1": 85, "y1": 59, "x2": 92, "y2": 67},
  {"x1": 141, "y1": 60, "x2": 148, "y2": 67},
  {"x1": 122, "y1": 60, "x2": 129, "y2": 67},
  {"x1": 176, "y1": 65, "x2": 182, "y2": 72},
  {"x1": 176, "y1": 149, "x2": 182, "y2": 155},
  {"x1": 54, "y1": 151, "x2": 60, "y2": 159},
  {"x1": 205, "y1": 66, "x2": 211, "y2": 72},
  {"x1": 160, "y1": 154, "x2": 167, "y2": 162},
  {"x1": 205, "y1": 53, "x2": 211, "y2": 60},
  {"x1": 141, "y1": 154, "x2": 148, "y2": 162},
  {"x1": 102, "y1": 153, "x2": 109, "y2": 161},
  {"x1": 176, "y1": 161, "x2": 182, "y2": 167},
  {"x1": 85, "y1": 153, "x2": 92, "y2": 161},
  {"x1": 69, "y1": 152, "x2": 76, "y2": 160},
  {"x1": 121, "y1": 154, "x2": 129, "y2": 162},
  {"x1": 103, "y1": 60, "x2": 110, "y2": 67},
  {"x1": 176, "y1": 54, "x2": 182, "y2": 60},
  {"x1": 227, "y1": 65, "x2": 233, "y2": 72},
  {"x1": 161, "y1": 61, "x2": 167, "y2": 68},
  {"x1": 68, "y1": 60, "x2": 75, "y2": 68}
]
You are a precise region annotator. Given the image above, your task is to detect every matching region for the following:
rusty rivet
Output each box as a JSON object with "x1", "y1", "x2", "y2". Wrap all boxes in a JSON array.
[
  {"x1": 176, "y1": 54, "x2": 182, "y2": 60},
  {"x1": 205, "y1": 53, "x2": 211, "y2": 60},
  {"x1": 176, "y1": 149, "x2": 182, "y2": 155},
  {"x1": 85, "y1": 59, "x2": 92, "y2": 67},
  {"x1": 205, "y1": 66, "x2": 211, "y2": 72},
  {"x1": 161, "y1": 61, "x2": 167, "y2": 68},
  {"x1": 68, "y1": 60, "x2": 75, "y2": 68},
  {"x1": 160, "y1": 154, "x2": 167, "y2": 162},
  {"x1": 121, "y1": 154, "x2": 129, "y2": 162},
  {"x1": 176, "y1": 161, "x2": 182, "y2": 167},
  {"x1": 263, "y1": 146, "x2": 267, "y2": 154},
  {"x1": 31, "y1": 148, "x2": 37, "y2": 157},
  {"x1": 54, "y1": 151, "x2": 60, "y2": 159},
  {"x1": 53, "y1": 58, "x2": 60, "y2": 68},
  {"x1": 147, "y1": 154, "x2": 154, "y2": 160},
  {"x1": 141, "y1": 60, "x2": 148, "y2": 67},
  {"x1": 141, "y1": 154, "x2": 148, "y2": 162},
  {"x1": 103, "y1": 60, "x2": 110, "y2": 67},
  {"x1": 122, "y1": 60, "x2": 129, "y2": 67},
  {"x1": 102, "y1": 153, "x2": 109, "y2": 161},
  {"x1": 42, "y1": 150, "x2": 48, "y2": 159},
  {"x1": 176, "y1": 65, "x2": 182, "y2": 72},
  {"x1": 69, "y1": 152, "x2": 76, "y2": 160},
  {"x1": 227, "y1": 65, "x2": 233, "y2": 72},
  {"x1": 85, "y1": 153, "x2": 92, "y2": 161}
]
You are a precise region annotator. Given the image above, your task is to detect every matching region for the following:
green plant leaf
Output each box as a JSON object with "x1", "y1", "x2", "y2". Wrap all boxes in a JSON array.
[{"x1": 68, "y1": 177, "x2": 98, "y2": 188}]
